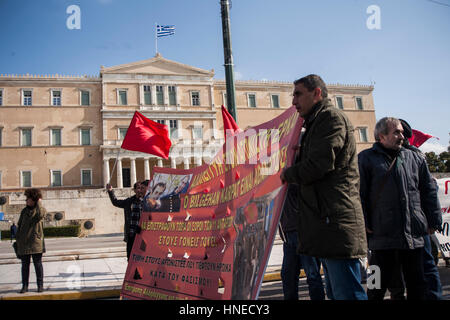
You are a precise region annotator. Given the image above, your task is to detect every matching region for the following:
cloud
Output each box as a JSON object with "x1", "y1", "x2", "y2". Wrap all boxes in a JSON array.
[
  {"x1": 419, "y1": 140, "x2": 448, "y2": 154},
  {"x1": 234, "y1": 71, "x2": 243, "y2": 80}
]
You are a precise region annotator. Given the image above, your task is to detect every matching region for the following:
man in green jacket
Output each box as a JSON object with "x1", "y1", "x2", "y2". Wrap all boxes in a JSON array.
[{"x1": 281, "y1": 74, "x2": 367, "y2": 300}]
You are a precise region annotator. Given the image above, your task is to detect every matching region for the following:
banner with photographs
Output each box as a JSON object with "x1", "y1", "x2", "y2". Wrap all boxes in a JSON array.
[
  {"x1": 120, "y1": 106, "x2": 302, "y2": 300},
  {"x1": 436, "y1": 178, "x2": 450, "y2": 258}
]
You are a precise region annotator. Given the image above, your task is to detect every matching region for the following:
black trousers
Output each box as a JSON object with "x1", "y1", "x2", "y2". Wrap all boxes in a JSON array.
[
  {"x1": 126, "y1": 234, "x2": 136, "y2": 261},
  {"x1": 367, "y1": 248, "x2": 426, "y2": 300},
  {"x1": 21, "y1": 253, "x2": 43, "y2": 287}
]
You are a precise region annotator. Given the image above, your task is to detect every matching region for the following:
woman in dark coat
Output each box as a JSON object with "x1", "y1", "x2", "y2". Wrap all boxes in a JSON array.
[{"x1": 16, "y1": 188, "x2": 46, "y2": 293}]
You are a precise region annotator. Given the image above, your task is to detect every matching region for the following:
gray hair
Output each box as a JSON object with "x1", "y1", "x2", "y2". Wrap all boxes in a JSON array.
[{"x1": 374, "y1": 117, "x2": 400, "y2": 142}]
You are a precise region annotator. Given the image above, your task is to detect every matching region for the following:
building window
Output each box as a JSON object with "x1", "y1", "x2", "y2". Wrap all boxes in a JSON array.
[
  {"x1": 192, "y1": 126, "x2": 203, "y2": 140},
  {"x1": 51, "y1": 128, "x2": 62, "y2": 146},
  {"x1": 118, "y1": 127, "x2": 127, "y2": 140},
  {"x1": 335, "y1": 96, "x2": 344, "y2": 109},
  {"x1": 51, "y1": 170, "x2": 62, "y2": 187},
  {"x1": 21, "y1": 128, "x2": 32, "y2": 146},
  {"x1": 356, "y1": 97, "x2": 364, "y2": 110},
  {"x1": 143, "y1": 85, "x2": 151, "y2": 105},
  {"x1": 248, "y1": 93, "x2": 256, "y2": 108},
  {"x1": 81, "y1": 90, "x2": 90, "y2": 106},
  {"x1": 358, "y1": 127, "x2": 368, "y2": 142},
  {"x1": 169, "y1": 120, "x2": 178, "y2": 139},
  {"x1": 271, "y1": 94, "x2": 280, "y2": 108},
  {"x1": 22, "y1": 90, "x2": 32, "y2": 106},
  {"x1": 156, "y1": 120, "x2": 165, "y2": 125},
  {"x1": 191, "y1": 91, "x2": 200, "y2": 106},
  {"x1": 156, "y1": 86, "x2": 164, "y2": 105},
  {"x1": 80, "y1": 128, "x2": 91, "y2": 145},
  {"x1": 81, "y1": 169, "x2": 92, "y2": 186},
  {"x1": 52, "y1": 90, "x2": 61, "y2": 106},
  {"x1": 168, "y1": 86, "x2": 176, "y2": 106},
  {"x1": 0, "y1": 89, "x2": 3, "y2": 106},
  {"x1": 21, "y1": 171, "x2": 32, "y2": 187},
  {"x1": 0, "y1": 127, "x2": 2, "y2": 147},
  {"x1": 118, "y1": 90, "x2": 127, "y2": 105}
]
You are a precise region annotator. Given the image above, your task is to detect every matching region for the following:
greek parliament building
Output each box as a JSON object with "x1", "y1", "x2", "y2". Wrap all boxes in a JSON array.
[{"x1": 0, "y1": 55, "x2": 376, "y2": 234}]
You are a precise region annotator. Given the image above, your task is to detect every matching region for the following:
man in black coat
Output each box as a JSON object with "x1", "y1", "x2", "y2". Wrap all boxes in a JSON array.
[
  {"x1": 107, "y1": 181, "x2": 146, "y2": 260},
  {"x1": 358, "y1": 117, "x2": 442, "y2": 300}
]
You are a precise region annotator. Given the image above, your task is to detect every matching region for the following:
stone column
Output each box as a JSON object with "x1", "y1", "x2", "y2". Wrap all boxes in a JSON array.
[
  {"x1": 103, "y1": 159, "x2": 110, "y2": 186},
  {"x1": 117, "y1": 158, "x2": 123, "y2": 188},
  {"x1": 171, "y1": 157, "x2": 177, "y2": 169},
  {"x1": 183, "y1": 158, "x2": 190, "y2": 170},
  {"x1": 157, "y1": 159, "x2": 163, "y2": 167},
  {"x1": 144, "y1": 158, "x2": 150, "y2": 180},
  {"x1": 152, "y1": 85, "x2": 157, "y2": 106},
  {"x1": 130, "y1": 158, "x2": 137, "y2": 186}
]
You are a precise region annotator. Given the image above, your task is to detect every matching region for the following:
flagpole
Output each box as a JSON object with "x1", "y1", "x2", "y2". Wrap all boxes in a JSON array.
[
  {"x1": 155, "y1": 23, "x2": 158, "y2": 55},
  {"x1": 108, "y1": 148, "x2": 121, "y2": 185}
]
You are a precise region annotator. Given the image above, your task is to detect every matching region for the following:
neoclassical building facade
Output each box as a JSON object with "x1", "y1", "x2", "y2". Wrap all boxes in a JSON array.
[{"x1": 0, "y1": 54, "x2": 376, "y2": 191}]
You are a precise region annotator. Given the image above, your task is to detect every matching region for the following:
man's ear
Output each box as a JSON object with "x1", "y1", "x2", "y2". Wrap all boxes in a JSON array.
[{"x1": 314, "y1": 87, "x2": 322, "y2": 100}]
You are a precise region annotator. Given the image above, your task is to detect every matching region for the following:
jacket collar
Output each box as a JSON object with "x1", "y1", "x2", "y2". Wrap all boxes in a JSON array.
[
  {"x1": 372, "y1": 142, "x2": 405, "y2": 160},
  {"x1": 303, "y1": 98, "x2": 332, "y2": 127}
]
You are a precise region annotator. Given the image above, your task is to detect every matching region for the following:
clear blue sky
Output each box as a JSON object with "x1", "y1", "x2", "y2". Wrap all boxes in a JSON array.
[{"x1": 1, "y1": 0, "x2": 449, "y2": 152}]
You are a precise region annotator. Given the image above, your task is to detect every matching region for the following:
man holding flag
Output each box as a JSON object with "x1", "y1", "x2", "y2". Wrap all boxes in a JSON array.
[{"x1": 106, "y1": 111, "x2": 171, "y2": 260}]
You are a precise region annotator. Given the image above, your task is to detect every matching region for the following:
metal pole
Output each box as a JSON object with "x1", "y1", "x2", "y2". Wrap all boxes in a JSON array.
[{"x1": 220, "y1": 0, "x2": 237, "y2": 122}]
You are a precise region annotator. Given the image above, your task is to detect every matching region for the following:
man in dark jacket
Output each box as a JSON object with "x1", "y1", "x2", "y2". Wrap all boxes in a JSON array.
[
  {"x1": 107, "y1": 181, "x2": 145, "y2": 260},
  {"x1": 358, "y1": 117, "x2": 442, "y2": 300},
  {"x1": 281, "y1": 74, "x2": 367, "y2": 300}
]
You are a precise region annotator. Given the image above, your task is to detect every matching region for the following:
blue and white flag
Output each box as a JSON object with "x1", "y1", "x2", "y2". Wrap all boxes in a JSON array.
[{"x1": 157, "y1": 25, "x2": 175, "y2": 38}]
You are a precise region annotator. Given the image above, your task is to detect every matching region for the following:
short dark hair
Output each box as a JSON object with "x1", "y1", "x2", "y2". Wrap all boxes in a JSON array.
[
  {"x1": 24, "y1": 188, "x2": 42, "y2": 202},
  {"x1": 294, "y1": 74, "x2": 328, "y2": 98}
]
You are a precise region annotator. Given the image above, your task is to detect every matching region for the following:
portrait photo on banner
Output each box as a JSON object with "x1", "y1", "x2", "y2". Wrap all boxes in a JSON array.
[{"x1": 143, "y1": 173, "x2": 192, "y2": 213}]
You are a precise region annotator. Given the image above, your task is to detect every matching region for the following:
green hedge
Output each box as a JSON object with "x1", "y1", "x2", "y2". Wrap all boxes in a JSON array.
[{"x1": 1, "y1": 225, "x2": 80, "y2": 239}]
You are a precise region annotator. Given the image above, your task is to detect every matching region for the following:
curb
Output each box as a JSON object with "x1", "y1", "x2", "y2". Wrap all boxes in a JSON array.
[{"x1": 0, "y1": 271, "x2": 286, "y2": 300}]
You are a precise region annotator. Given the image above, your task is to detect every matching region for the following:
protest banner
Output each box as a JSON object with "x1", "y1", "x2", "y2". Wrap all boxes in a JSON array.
[
  {"x1": 120, "y1": 106, "x2": 302, "y2": 300},
  {"x1": 436, "y1": 178, "x2": 450, "y2": 259}
]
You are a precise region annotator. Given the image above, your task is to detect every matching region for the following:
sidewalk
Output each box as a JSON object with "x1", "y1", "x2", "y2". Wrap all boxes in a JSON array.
[{"x1": 0, "y1": 236, "x2": 283, "y2": 300}]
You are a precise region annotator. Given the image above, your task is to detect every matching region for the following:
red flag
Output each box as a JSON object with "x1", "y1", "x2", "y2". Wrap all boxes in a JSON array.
[
  {"x1": 121, "y1": 111, "x2": 171, "y2": 159},
  {"x1": 408, "y1": 129, "x2": 436, "y2": 148},
  {"x1": 221, "y1": 105, "x2": 240, "y2": 137}
]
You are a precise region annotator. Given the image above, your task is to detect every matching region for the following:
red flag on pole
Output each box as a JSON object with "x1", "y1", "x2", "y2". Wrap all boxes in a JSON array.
[
  {"x1": 221, "y1": 105, "x2": 240, "y2": 137},
  {"x1": 408, "y1": 129, "x2": 436, "y2": 148},
  {"x1": 121, "y1": 111, "x2": 171, "y2": 159}
]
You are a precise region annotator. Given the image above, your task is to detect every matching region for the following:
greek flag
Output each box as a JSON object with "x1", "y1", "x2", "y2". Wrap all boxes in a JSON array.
[{"x1": 157, "y1": 25, "x2": 175, "y2": 38}]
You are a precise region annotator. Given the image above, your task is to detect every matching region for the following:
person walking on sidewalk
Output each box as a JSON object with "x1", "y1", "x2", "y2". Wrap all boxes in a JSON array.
[
  {"x1": 281, "y1": 74, "x2": 368, "y2": 300},
  {"x1": 10, "y1": 222, "x2": 17, "y2": 243},
  {"x1": 358, "y1": 117, "x2": 442, "y2": 300},
  {"x1": 106, "y1": 182, "x2": 146, "y2": 261},
  {"x1": 16, "y1": 188, "x2": 46, "y2": 293}
]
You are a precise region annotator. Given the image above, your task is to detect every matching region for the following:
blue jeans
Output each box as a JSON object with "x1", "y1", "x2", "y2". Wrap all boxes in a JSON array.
[
  {"x1": 320, "y1": 258, "x2": 368, "y2": 300},
  {"x1": 281, "y1": 231, "x2": 325, "y2": 300},
  {"x1": 423, "y1": 234, "x2": 443, "y2": 300}
]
